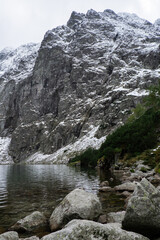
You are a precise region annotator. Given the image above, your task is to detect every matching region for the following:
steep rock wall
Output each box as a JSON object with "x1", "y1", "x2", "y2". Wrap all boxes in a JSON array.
[{"x1": 0, "y1": 10, "x2": 160, "y2": 163}]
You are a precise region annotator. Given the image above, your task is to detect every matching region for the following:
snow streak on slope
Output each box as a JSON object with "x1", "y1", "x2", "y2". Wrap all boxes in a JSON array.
[
  {"x1": 26, "y1": 126, "x2": 106, "y2": 164},
  {"x1": 0, "y1": 137, "x2": 13, "y2": 164},
  {"x1": 0, "y1": 43, "x2": 40, "y2": 82}
]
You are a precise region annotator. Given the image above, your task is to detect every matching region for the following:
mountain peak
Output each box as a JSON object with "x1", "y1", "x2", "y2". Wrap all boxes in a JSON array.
[
  {"x1": 86, "y1": 9, "x2": 101, "y2": 19},
  {"x1": 154, "y1": 18, "x2": 160, "y2": 26},
  {"x1": 67, "y1": 11, "x2": 85, "y2": 28},
  {"x1": 0, "y1": 9, "x2": 160, "y2": 164}
]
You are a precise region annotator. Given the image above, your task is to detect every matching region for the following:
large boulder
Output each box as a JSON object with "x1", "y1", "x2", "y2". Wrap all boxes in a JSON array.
[
  {"x1": 10, "y1": 211, "x2": 48, "y2": 233},
  {"x1": 122, "y1": 178, "x2": 160, "y2": 238},
  {"x1": 49, "y1": 188, "x2": 102, "y2": 231},
  {"x1": 42, "y1": 220, "x2": 149, "y2": 240},
  {"x1": 0, "y1": 231, "x2": 19, "y2": 240}
]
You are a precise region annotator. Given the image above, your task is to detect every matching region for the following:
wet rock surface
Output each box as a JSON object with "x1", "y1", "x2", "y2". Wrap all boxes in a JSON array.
[{"x1": 10, "y1": 211, "x2": 48, "y2": 234}]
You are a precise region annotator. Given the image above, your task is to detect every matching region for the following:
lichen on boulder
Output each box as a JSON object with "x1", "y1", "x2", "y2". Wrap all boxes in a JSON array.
[
  {"x1": 122, "y1": 178, "x2": 160, "y2": 238},
  {"x1": 42, "y1": 220, "x2": 149, "y2": 240},
  {"x1": 49, "y1": 188, "x2": 102, "y2": 231},
  {"x1": 0, "y1": 231, "x2": 19, "y2": 240}
]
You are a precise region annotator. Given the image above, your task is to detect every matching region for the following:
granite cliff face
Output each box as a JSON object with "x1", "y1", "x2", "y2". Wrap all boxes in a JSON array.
[{"x1": 0, "y1": 9, "x2": 160, "y2": 164}]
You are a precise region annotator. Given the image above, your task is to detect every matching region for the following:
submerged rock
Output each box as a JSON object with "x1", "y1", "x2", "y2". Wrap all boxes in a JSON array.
[
  {"x1": 10, "y1": 211, "x2": 48, "y2": 233},
  {"x1": 0, "y1": 231, "x2": 19, "y2": 240},
  {"x1": 122, "y1": 178, "x2": 160, "y2": 238},
  {"x1": 49, "y1": 188, "x2": 102, "y2": 231},
  {"x1": 42, "y1": 220, "x2": 149, "y2": 240}
]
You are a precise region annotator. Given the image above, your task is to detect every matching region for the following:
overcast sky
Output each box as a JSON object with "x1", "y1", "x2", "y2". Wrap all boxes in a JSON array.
[{"x1": 0, "y1": 0, "x2": 159, "y2": 50}]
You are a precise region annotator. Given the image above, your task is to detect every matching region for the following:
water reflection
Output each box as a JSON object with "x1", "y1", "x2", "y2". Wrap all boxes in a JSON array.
[
  {"x1": 0, "y1": 166, "x2": 8, "y2": 209},
  {"x1": 0, "y1": 165, "x2": 100, "y2": 232},
  {"x1": 0, "y1": 165, "x2": 124, "y2": 234}
]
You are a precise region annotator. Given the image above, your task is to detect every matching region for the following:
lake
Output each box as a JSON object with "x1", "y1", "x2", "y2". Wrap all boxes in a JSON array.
[{"x1": 0, "y1": 164, "x2": 124, "y2": 236}]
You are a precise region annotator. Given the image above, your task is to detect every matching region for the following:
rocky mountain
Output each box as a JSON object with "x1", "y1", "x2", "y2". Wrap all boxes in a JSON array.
[
  {"x1": 0, "y1": 9, "x2": 160, "y2": 164},
  {"x1": 0, "y1": 43, "x2": 40, "y2": 163}
]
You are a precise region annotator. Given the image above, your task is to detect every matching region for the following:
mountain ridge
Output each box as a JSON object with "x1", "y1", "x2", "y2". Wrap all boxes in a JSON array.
[{"x1": 0, "y1": 9, "x2": 160, "y2": 164}]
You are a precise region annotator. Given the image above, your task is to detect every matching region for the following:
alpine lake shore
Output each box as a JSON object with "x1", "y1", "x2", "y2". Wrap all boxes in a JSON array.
[
  {"x1": 1, "y1": 160, "x2": 160, "y2": 240},
  {"x1": 0, "y1": 8, "x2": 160, "y2": 240}
]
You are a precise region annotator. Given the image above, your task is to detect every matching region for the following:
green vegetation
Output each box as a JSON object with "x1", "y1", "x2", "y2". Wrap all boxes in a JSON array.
[
  {"x1": 69, "y1": 82, "x2": 160, "y2": 169},
  {"x1": 127, "y1": 103, "x2": 146, "y2": 123},
  {"x1": 143, "y1": 82, "x2": 160, "y2": 109},
  {"x1": 69, "y1": 148, "x2": 99, "y2": 167}
]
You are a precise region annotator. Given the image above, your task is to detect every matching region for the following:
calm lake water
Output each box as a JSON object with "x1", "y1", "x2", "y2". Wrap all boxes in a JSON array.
[{"x1": 0, "y1": 164, "x2": 124, "y2": 235}]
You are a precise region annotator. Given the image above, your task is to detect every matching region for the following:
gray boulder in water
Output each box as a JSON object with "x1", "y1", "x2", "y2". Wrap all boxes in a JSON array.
[
  {"x1": 49, "y1": 188, "x2": 102, "y2": 231},
  {"x1": 122, "y1": 178, "x2": 160, "y2": 238},
  {"x1": 10, "y1": 211, "x2": 48, "y2": 233}
]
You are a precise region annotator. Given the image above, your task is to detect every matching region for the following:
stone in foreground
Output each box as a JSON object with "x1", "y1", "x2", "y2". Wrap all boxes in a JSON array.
[
  {"x1": 99, "y1": 186, "x2": 114, "y2": 192},
  {"x1": 107, "y1": 211, "x2": 126, "y2": 224},
  {"x1": 122, "y1": 178, "x2": 160, "y2": 238},
  {"x1": 100, "y1": 181, "x2": 109, "y2": 187},
  {"x1": 114, "y1": 181, "x2": 136, "y2": 192},
  {"x1": 42, "y1": 220, "x2": 149, "y2": 240},
  {"x1": 10, "y1": 211, "x2": 48, "y2": 233},
  {"x1": 49, "y1": 188, "x2": 102, "y2": 231},
  {"x1": 0, "y1": 231, "x2": 19, "y2": 240},
  {"x1": 20, "y1": 237, "x2": 40, "y2": 240}
]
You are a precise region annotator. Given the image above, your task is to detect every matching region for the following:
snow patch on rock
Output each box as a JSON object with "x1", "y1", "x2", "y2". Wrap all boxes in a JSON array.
[
  {"x1": 26, "y1": 126, "x2": 106, "y2": 164},
  {"x1": 0, "y1": 137, "x2": 13, "y2": 164},
  {"x1": 0, "y1": 43, "x2": 40, "y2": 82}
]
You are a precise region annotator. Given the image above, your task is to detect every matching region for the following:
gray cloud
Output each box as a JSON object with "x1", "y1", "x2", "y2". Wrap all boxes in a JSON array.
[{"x1": 0, "y1": 0, "x2": 159, "y2": 50}]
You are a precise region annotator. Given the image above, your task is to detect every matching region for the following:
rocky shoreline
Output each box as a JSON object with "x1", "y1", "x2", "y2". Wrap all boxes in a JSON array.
[{"x1": 1, "y1": 161, "x2": 160, "y2": 240}]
